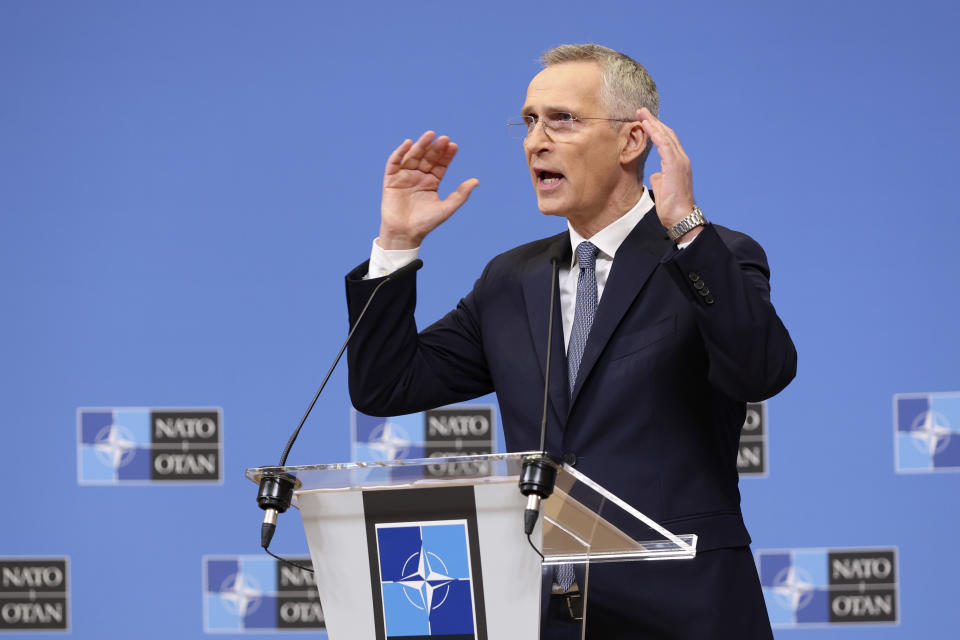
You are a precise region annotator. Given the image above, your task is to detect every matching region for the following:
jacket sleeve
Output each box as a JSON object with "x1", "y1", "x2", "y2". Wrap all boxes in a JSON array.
[
  {"x1": 661, "y1": 224, "x2": 797, "y2": 402},
  {"x1": 344, "y1": 260, "x2": 494, "y2": 417}
]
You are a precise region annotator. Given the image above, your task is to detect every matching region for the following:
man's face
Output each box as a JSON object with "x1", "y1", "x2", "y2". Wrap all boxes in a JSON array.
[{"x1": 522, "y1": 61, "x2": 627, "y2": 222}]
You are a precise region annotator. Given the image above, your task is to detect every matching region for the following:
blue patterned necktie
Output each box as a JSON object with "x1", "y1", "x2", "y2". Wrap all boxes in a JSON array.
[
  {"x1": 555, "y1": 241, "x2": 599, "y2": 593},
  {"x1": 567, "y1": 241, "x2": 600, "y2": 396}
]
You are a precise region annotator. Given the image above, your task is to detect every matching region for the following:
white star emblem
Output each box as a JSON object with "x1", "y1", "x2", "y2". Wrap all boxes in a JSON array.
[
  {"x1": 219, "y1": 573, "x2": 262, "y2": 618},
  {"x1": 910, "y1": 410, "x2": 951, "y2": 456},
  {"x1": 772, "y1": 566, "x2": 815, "y2": 611},
  {"x1": 368, "y1": 420, "x2": 411, "y2": 461},
  {"x1": 93, "y1": 424, "x2": 138, "y2": 468},
  {"x1": 399, "y1": 550, "x2": 454, "y2": 611}
]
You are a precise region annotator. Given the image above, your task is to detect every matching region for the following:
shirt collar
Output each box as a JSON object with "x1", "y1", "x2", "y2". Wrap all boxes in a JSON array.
[{"x1": 567, "y1": 188, "x2": 655, "y2": 266}]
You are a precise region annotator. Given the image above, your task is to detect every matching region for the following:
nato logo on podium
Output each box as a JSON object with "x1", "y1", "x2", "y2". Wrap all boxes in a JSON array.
[{"x1": 374, "y1": 520, "x2": 478, "y2": 639}]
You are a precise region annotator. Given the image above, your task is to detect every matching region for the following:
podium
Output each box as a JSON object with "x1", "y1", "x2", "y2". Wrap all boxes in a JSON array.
[{"x1": 246, "y1": 452, "x2": 697, "y2": 639}]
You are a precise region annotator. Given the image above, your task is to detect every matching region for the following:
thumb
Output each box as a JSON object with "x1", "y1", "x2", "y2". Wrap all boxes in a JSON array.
[
  {"x1": 441, "y1": 178, "x2": 480, "y2": 215},
  {"x1": 649, "y1": 172, "x2": 663, "y2": 196}
]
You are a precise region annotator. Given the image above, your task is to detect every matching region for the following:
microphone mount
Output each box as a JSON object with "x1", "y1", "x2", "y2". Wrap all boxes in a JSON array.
[
  {"x1": 520, "y1": 453, "x2": 558, "y2": 535},
  {"x1": 257, "y1": 472, "x2": 296, "y2": 549}
]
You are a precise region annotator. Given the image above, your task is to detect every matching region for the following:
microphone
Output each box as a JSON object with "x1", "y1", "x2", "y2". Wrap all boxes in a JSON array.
[
  {"x1": 256, "y1": 259, "x2": 424, "y2": 553},
  {"x1": 519, "y1": 251, "x2": 562, "y2": 536}
]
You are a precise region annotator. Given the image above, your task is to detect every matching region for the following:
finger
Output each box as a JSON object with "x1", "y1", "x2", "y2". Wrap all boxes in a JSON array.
[
  {"x1": 430, "y1": 141, "x2": 459, "y2": 180},
  {"x1": 439, "y1": 177, "x2": 479, "y2": 215},
  {"x1": 638, "y1": 113, "x2": 684, "y2": 155},
  {"x1": 639, "y1": 116, "x2": 673, "y2": 149},
  {"x1": 656, "y1": 121, "x2": 689, "y2": 162},
  {"x1": 401, "y1": 130, "x2": 437, "y2": 169},
  {"x1": 418, "y1": 135, "x2": 451, "y2": 172},
  {"x1": 385, "y1": 138, "x2": 414, "y2": 173},
  {"x1": 640, "y1": 118, "x2": 685, "y2": 168}
]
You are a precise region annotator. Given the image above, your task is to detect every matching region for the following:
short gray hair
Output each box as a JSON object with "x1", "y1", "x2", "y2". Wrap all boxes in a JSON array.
[{"x1": 540, "y1": 43, "x2": 658, "y2": 177}]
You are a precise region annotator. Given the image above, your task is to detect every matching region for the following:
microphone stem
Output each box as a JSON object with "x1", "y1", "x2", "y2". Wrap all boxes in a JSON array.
[{"x1": 539, "y1": 258, "x2": 559, "y2": 453}]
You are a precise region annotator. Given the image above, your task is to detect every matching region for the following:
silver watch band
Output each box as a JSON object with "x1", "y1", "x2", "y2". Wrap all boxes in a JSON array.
[{"x1": 668, "y1": 206, "x2": 707, "y2": 242}]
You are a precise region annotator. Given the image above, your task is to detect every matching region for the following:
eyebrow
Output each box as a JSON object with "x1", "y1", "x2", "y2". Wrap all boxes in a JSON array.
[{"x1": 521, "y1": 105, "x2": 572, "y2": 116}]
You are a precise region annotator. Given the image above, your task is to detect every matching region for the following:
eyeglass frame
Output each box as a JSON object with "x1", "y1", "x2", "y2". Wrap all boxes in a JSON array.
[{"x1": 507, "y1": 111, "x2": 635, "y2": 139}]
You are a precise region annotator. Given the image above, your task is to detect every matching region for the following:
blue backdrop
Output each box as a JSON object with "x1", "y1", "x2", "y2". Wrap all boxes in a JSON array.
[{"x1": 2, "y1": 1, "x2": 958, "y2": 638}]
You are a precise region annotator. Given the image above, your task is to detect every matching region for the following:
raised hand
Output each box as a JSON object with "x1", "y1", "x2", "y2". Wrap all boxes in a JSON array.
[
  {"x1": 379, "y1": 131, "x2": 479, "y2": 250},
  {"x1": 636, "y1": 108, "x2": 698, "y2": 240}
]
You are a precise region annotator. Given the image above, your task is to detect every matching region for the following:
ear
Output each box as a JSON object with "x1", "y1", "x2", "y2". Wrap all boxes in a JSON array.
[{"x1": 619, "y1": 121, "x2": 647, "y2": 166}]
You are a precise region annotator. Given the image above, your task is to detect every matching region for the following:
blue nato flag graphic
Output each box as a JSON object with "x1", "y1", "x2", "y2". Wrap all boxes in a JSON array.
[
  {"x1": 203, "y1": 555, "x2": 324, "y2": 633},
  {"x1": 895, "y1": 392, "x2": 960, "y2": 472},
  {"x1": 375, "y1": 521, "x2": 477, "y2": 639},
  {"x1": 77, "y1": 408, "x2": 153, "y2": 483},
  {"x1": 353, "y1": 411, "x2": 426, "y2": 463},
  {"x1": 758, "y1": 550, "x2": 831, "y2": 626},
  {"x1": 205, "y1": 556, "x2": 276, "y2": 632}
]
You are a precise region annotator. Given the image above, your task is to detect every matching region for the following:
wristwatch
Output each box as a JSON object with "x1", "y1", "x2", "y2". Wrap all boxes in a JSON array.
[{"x1": 668, "y1": 206, "x2": 707, "y2": 242}]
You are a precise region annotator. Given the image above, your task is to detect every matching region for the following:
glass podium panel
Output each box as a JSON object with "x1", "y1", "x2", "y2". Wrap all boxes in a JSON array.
[{"x1": 247, "y1": 452, "x2": 696, "y2": 565}]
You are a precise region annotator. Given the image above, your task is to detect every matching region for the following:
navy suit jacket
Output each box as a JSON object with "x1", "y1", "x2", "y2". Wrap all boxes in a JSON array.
[{"x1": 345, "y1": 209, "x2": 796, "y2": 634}]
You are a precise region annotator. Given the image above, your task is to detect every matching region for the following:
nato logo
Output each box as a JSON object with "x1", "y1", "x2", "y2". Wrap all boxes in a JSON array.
[
  {"x1": 353, "y1": 411, "x2": 424, "y2": 463},
  {"x1": 203, "y1": 556, "x2": 324, "y2": 633},
  {"x1": 374, "y1": 521, "x2": 477, "y2": 639},
  {"x1": 0, "y1": 557, "x2": 69, "y2": 632},
  {"x1": 737, "y1": 402, "x2": 767, "y2": 477},
  {"x1": 894, "y1": 392, "x2": 960, "y2": 472},
  {"x1": 757, "y1": 547, "x2": 898, "y2": 627},
  {"x1": 353, "y1": 406, "x2": 496, "y2": 479},
  {"x1": 77, "y1": 407, "x2": 222, "y2": 484}
]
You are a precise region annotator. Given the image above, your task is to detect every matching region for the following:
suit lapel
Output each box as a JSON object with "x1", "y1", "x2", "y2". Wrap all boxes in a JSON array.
[
  {"x1": 521, "y1": 232, "x2": 571, "y2": 431},
  {"x1": 569, "y1": 207, "x2": 675, "y2": 405}
]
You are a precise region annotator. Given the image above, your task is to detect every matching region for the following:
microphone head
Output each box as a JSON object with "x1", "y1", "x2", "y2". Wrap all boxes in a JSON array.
[
  {"x1": 256, "y1": 472, "x2": 296, "y2": 514},
  {"x1": 518, "y1": 455, "x2": 558, "y2": 499}
]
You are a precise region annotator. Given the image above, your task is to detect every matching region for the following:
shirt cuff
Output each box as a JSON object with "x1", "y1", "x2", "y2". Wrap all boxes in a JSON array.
[
  {"x1": 676, "y1": 231, "x2": 700, "y2": 250},
  {"x1": 365, "y1": 238, "x2": 421, "y2": 279}
]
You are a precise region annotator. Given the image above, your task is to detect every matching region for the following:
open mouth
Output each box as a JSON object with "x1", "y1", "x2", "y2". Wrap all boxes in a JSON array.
[{"x1": 537, "y1": 170, "x2": 565, "y2": 189}]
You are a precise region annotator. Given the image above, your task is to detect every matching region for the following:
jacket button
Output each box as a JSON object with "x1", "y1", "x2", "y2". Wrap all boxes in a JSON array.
[
  {"x1": 705, "y1": 295, "x2": 715, "y2": 304},
  {"x1": 694, "y1": 280, "x2": 705, "y2": 290},
  {"x1": 562, "y1": 453, "x2": 577, "y2": 467},
  {"x1": 688, "y1": 272, "x2": 700, "y2": 282},
  {"x1": 698, "y1": 287, "x2": 711, "y2": 297}
]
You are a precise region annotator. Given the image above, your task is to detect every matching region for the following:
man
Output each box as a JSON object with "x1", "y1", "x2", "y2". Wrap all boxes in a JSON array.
[{"x1": 345, "y1": 44, "x2": 796, "y2": 638}]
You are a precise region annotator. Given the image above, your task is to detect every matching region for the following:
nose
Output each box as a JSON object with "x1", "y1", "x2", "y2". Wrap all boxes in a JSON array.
[{"x1": 524, "y1": 120, "x2": 553, "y2": 154}]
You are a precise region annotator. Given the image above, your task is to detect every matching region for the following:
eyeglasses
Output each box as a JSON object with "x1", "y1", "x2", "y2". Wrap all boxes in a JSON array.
[{"x1": 507, "y1": 111, "x2": 634, "y2": 140}]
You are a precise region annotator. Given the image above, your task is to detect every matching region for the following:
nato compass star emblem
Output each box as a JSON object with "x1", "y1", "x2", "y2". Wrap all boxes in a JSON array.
[
  {"x1": 368, "y1": 420, "x2": 412, "y2": 461},
  {"x1": 218, "y1": 572, "x2": 263, "y2": 617},
  {"x1": 93, "y1": 424, "x2": 138, "y2": 468},
  {"x1": 910, "y1": 410, "x2": 952, "y2": 455},
  {"x1": 772, "y1": 565, "x2": 815, "y2": 612},
  {"x1": 398, "y1": 549, "x2": 455, "y2": 611}
]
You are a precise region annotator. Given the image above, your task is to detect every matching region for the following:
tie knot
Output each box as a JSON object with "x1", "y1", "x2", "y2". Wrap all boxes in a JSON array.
[{"x1": 576, "y1": 241, "x2": 599, "y2": 270}]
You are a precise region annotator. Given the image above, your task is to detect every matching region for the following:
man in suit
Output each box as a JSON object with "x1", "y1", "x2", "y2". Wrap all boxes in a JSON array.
[{"x1": 345, "y1": 44, "x2": 796, "y2": 638}]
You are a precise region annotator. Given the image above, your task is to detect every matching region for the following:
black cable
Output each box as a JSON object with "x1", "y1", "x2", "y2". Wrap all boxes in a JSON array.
[
  {"x1": 526, "y1": 532, "x2": 545, "y2": 562},
  {"x1": 263, "y1": 546, "x2": 314, "y2": 573}
]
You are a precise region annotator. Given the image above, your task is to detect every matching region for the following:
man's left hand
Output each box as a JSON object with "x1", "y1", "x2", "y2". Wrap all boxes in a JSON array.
[{"x1": 636, "y1": 107, "x2": 700, "y2": 242}]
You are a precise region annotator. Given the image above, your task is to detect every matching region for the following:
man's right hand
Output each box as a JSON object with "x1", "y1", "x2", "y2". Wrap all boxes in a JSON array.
[{"x1": 378, "y1": 131, "x2": 479, "y2": 250}]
